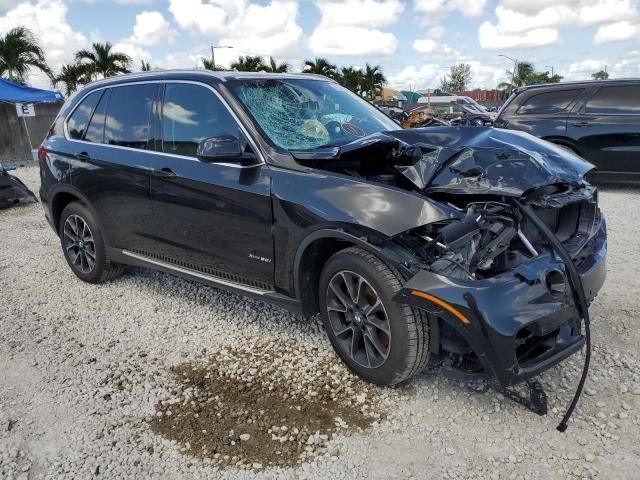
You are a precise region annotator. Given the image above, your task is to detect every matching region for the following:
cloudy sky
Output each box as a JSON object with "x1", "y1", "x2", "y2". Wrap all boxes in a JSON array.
[{"x1": 1, "y1": 0, "x2": 638, "y2": 91}]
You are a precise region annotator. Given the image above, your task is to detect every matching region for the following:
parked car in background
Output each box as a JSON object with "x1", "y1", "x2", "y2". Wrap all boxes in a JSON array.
[
  {"x1": 39, "y1": 71, "x2": 606, "y2": 393},
  {"x1": 495, "y1": 79, "x2": 640, "y2": 184}
]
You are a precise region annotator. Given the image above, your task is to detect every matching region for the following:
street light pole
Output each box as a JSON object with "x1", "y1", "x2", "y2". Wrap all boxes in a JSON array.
[
  {"x1": 545, "y1": 65, "x2": 554, "y2": 77},
  {"x1": 499, "y1": 54, "x2": 518, "y2": 96},
  {"x1": 210, "y1": 45, "x2": 233, "y2": 70}
]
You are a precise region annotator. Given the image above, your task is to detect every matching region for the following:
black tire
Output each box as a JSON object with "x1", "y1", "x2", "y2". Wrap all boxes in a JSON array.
[
  {"x1": 319, "y1": 247, "x2": 430, "y2": 386},
  {"x1": 59, "y1": 201, "x2": 126, "y2": 283}
]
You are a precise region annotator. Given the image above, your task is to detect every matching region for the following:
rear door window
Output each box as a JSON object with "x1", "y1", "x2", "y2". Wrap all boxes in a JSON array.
[
  {"x1": 517, "y1": 89, "x2": 584, "y2": 115},
  {"x1": 584, "y1": 85, "x2": 640, "y2": 115},
  {"x1": 104, "y1": 84, "x2": 155, "y2": 149},
  {"x1": 84, "y1": 89, "x2": 110, "y2": 143},
  {"x1": 67, "y1": 90, "x2": 102, "y2": 140},
  {"x1": 161, "y1": 83, "x2": 239, "y2": 158}
]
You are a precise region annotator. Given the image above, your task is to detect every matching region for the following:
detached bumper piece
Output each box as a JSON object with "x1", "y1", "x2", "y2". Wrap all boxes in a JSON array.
[
  {"x1": 0, "y1": 168, "x2": 37, "y2": 210},
  {"x1": 394, "y1": 217, "x2": 606, "y2": 394}
]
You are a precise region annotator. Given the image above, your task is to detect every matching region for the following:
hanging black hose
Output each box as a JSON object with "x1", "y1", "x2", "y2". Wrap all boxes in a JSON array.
[{"x1": 513, "y1": 199, "x2": 592, "y2": 433}]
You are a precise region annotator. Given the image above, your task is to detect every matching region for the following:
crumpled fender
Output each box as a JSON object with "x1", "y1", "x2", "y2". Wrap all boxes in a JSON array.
[{"x1": 0, "y1": 169, "x2": 37, "y2": 209}]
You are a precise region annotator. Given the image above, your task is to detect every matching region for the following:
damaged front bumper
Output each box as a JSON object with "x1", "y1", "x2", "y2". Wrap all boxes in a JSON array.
[{"x1": 395, "y1": 216, "x2": 607, "y2": 388}]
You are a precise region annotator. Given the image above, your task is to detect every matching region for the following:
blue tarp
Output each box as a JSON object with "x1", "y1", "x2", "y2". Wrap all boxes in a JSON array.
[{"x1": 0, "y1": 77, "x2": 63, "y2": 103}]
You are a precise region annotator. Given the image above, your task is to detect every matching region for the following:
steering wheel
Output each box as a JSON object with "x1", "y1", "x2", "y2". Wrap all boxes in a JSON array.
[{"x1": 324, "y1": 120, "x2": 366, "y2": 139}]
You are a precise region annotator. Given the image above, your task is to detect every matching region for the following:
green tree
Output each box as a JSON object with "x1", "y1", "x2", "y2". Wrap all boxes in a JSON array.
[
  {"x1": 361, "y1": 63, "x2": 386, "y2": 101},
  {"x1": 264, "y1": 56, "x2": 288, "y2": 73},
  {"x1": 52, "y1": 63, "x2": 85, "y2": 96},
  {"x1": 140, "y1": 60, "x2": 152, "y2": 71},
  {"x1": 201, "y1": 58, "x2": 225, "y2": 71},
  {"x1": 337, "y1": 66, "x2": 364, "y2": 95},
  {"x1": 303, "y1": 57, "x2": 337, "y2": 78},
  {"x1": 592, "y1": 70, "x2": 609, "y2": 80},
  {"x1": 0, "y1": 26, "x2": 51, "y2": 83},
  {"x1": 75, "y1": 42, "x2": 132, "y2": 80},
  {"x1": 498, "y1": 61, "x2": 563, "y2": 94},
  {"x1": 440, "y1": 63, "x2": 472, "y2": 92},
  {"x1": 230, "y1": 55, "x2": 267, "y2": 72}
]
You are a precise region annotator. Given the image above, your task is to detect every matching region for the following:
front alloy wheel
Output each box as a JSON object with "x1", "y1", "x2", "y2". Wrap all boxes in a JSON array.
[{"x1": 326, "y1": 270, "x2": 391, "y2": 369}]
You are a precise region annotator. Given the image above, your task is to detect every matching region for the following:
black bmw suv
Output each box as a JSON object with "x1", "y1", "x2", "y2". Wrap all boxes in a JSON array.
[
  {"x1": 39, "y1": 71, "x2": 607, "y2": 390},
  {"x1": 495, "y1": 79, "x2": 640, "y2": 184}
]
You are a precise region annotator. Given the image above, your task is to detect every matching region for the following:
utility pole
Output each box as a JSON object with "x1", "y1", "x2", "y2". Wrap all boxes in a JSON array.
[
  {"x1": 210, "y1": 45, "x2": 232, "y2": 70},
  {"x1": 545, "y1": 65, "x2": 554, "y2": 77},
  {"x1": 499, "y1": 54, "x2": 518, "y2": 96}
]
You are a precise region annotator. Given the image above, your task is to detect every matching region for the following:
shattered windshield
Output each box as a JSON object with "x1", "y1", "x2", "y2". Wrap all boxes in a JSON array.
[{"x1": 227, "y1": 78, "x2": 399, "y2": 150}]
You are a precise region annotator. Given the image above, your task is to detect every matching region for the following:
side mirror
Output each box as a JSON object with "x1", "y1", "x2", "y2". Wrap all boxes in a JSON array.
[{"x1": 196, "y1": 134, "x2": 256, "y2": 164}]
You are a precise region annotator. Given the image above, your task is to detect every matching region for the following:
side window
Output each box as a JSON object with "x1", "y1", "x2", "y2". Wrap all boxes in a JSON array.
[
  {"x1": 161, "y1": 83, "x2": 239, "y2": 158},
  {"x1": 66, "y1": 90, "x2": 102, "y2": 139},
  {"x1": 584, "y1": 85, "x2": 640, "y2": 115},
  {"x1": 517, "y1": 89, "x2": 584, "y2": 115},
  {"x1": 84, "y1": 89, "x2": 110, "y2": 143},
  {"x1": 104, "y1": 84, "x2": 155, "y2": 149}
]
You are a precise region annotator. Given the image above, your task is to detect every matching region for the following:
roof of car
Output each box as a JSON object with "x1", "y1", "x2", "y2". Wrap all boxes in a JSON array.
[
  {"x1": 515, "y1": 78, "x2": 640, "y2": 94},
  {"x1": 87, "y1": 69, "x2": 332, "y2": 88}
]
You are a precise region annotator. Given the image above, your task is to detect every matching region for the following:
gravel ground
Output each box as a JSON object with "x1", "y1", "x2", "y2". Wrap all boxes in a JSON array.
[{"x1": 1, "y1": 166, "x2": 639, "y2": 480}]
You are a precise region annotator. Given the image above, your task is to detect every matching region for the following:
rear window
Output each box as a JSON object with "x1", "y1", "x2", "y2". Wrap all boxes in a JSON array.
[
  {"x1": 517, "y1": 89, "x2": 583, "y2": 115},
  {"x1": 67, "y1": 90, "x2": 102, "y2": 139},
  {"x1": 84, "y1": 89, "x2": 110, "y2": 143},
  {"x1": 104, "y1": 84, "x2": 155, "y2": 149},
  {"x1": 584, "y1": 85, "x2": 640, "y2": 115}
]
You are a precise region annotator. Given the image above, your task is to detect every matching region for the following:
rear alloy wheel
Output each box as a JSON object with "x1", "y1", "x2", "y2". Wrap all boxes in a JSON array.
[
  {"x1": 59, "y1": 202, "x2": 126, "y2": 283},
  {"x1": 320, "y1": 247, "x2": 430, "y2": 386},
  {"x1": 63, "y1": 214, "x2": 96, "y2": 274}
]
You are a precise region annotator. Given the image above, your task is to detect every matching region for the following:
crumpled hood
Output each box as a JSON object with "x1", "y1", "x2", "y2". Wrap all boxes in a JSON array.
[
  {"x1": 387, "y1": 127, "x2": 594, "y2": 196},
  {"x1": 292, "y1": 127, "x2": 595, "y2": 197}
]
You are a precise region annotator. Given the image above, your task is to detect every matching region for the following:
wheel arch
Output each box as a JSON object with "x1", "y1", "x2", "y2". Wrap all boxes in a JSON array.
[
  {"x1": 294, "y1": 229, "x2": 390, "y2": 318},
  {"x1": 50, "y1": 185, "x2": 101, "y2": 236}
]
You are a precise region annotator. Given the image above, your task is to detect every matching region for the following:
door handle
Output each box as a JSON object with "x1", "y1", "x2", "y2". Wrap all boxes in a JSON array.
[
  {"x1": 75, "y1": 152, "x2": 90, "y2": 162},
  {"x1": 572, "y1": 121, "x2": 590, "y2": 127},
  {"x1": 155, "y1": 167, "x2": 176, "y2": 178}
]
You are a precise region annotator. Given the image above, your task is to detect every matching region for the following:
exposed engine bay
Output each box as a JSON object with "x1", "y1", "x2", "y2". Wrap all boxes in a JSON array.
[{"x1": 292, "y1": 126, "x2": 605, "y2": 427}]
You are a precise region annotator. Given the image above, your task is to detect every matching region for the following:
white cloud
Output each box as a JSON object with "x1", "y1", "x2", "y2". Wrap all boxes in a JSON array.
[
  {"x1": 115, "y1": 0, "x2": 154, "y2": 4},
  {"x1": 168, "y1": 0, "x2": 302, "y2": 57},
  {"x1": 0, "y1": 0, "x2": 87, "y2": 86},
  {"x1": 128, "y1": 10, "x2": 177, "y2": 46},
  {"x1": 562, "y1": 58, "x2": 606, "y2": 80},
  {"x1": 113, "y1": 42, "x2": 152, "y2": 66},
  {"x1": 309, "y1": 0, "x2": 402, "y2": 56},
  {"x1": 388, "y1": 64, "x2": 449, "y2": 90},
  {"x1": 412, "y1": 38, "x2": 461, "y2": 58},
  {"x1": 0, "y1": 0, "x2": 17, "y2": 10},
  {"x1": 389, "y1": 60, "x2": 507, "y2": 90},
  {"x1": 428, "y1": 25, "x2": 445, "y2": 39},
  {"x1": 478, "y1": 22, "x2": 558, "y2": 49},
  {"x1": 479, "y1": 0, "x2": 638, "y2": 50},
  {"x1": 594, "y1": 21, "x2": 640, "y2": 44},
  {"x1": 414, "y1": 0, "x2": 487, "y2": 23}
]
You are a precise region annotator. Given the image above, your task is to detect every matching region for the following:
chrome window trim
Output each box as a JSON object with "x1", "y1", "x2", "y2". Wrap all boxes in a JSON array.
[{"x1": 63, "y1": 79, "x2": 266, "y2": 169}]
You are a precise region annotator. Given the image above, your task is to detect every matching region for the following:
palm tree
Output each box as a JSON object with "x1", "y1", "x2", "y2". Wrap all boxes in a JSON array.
[
  {"x1": 74, "y1": 42, "x2": 131, "y2": 81},
  {"x1": 498, "y1": 61, "x2": 536, "y2": 93},
  {"x1": 0, "y1": 26, "x2": 51, "y2": 83},
  {"x1": 337, "y1": 66, "x2": 363, "y2": 95},
  {"x1": 52, "y1": 64, "x2": 85, "y2": 96},
  {"x1": 264, "y1": 57, "x2": 288, "y2": 73},
  {"x1": 303, "y1": 57, "x2": 337, "y2": 78},
  {"x1": 201, "y1": 58, "x2": 225, "y2": 71},
  {"x1": 141, "y1": 60, "x2": 152, "y2": 71},
  {"x1": 361, "y1": 63, "x2": 386, "y2": 101},
  {"x1": 230, "y1": 55, "x2": 267, "y2": 72}
]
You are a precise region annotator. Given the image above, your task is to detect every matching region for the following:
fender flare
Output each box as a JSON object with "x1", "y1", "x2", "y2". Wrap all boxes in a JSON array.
[
  {"x1": 293, "y1": 228, "x2": 386, "y2": 304},
  {"x1": 49, "y1": 184, "x2": 104, "y2": 236}
]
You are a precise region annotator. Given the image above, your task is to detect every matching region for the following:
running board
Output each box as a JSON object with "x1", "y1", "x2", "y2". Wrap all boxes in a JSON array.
[{"x1": 121, "y1": 249, "x2": 273, "y2": 296}]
